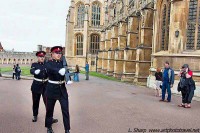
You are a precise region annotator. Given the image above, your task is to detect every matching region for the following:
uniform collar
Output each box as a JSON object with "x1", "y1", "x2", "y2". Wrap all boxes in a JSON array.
[
  {"x1": 38, "y1": 62, "x2": 44, "y2": 65},
  {"x1": 53, "y1": 59, "x2": 60, "y2": 62}
]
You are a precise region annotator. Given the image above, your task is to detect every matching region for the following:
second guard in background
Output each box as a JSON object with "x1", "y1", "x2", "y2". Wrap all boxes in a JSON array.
[
  {"x1": 30, "y1": 51, "x2": 58, "y2": 123},
  {"x1": 45, "y1": 46, "x2": 70, "y2": 133}
]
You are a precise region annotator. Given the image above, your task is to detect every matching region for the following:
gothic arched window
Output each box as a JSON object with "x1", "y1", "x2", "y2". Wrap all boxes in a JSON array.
[
  {"x1": 92, "y1": 3, "x2": 101, "y2": 26},
  {"x1": 114, "y1": 8, "x2": 116, "y2": 18},
  {"x1": 90, "y1": 34, "x2": 100, "y2": 54},
  {"x1": 161, "y1": 5, "x2": 167, "y2": 50},
  {"x1": 76, "y1": 34, "x2": 83, "y2": 55},
  {"x1": 161, "y1": 2, "x2": 171, "y2": 51},
  {"x1": 77, "y1": 4, "x2": 85, "y2": 27},
  {"x1": 166, "y1": 2, "x2": 171, "y2": 49},
  {"x1": 186, "y1": 0, "x2": 200, "y2": 50}
]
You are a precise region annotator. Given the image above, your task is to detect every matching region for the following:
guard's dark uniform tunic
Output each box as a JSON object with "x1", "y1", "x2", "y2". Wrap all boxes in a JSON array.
[
  {"x1": 45, "y1": 59, "x2": 70, "y2": 130},
  {"x1": 30, "y1": 62, "x2": 48, "y2": 117}
]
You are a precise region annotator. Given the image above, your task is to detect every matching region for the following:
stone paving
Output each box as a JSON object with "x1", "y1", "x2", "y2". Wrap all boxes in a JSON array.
[{"x1": 0, "y1": 74, "x2": 200, "y2": 133}]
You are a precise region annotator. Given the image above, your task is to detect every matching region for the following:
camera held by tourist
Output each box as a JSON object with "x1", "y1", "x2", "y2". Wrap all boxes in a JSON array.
[
  {"x1": 177, "y1": 64, "x2": 196, "y2": 108},
  {"x1": 155, "y1": 67, "x2": 162, "y2": 97}
]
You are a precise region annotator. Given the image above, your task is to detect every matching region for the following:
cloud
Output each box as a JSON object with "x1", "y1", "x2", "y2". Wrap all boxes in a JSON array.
[{"x1": 0, "y1": 0, "x2": 70, "y2": 52}]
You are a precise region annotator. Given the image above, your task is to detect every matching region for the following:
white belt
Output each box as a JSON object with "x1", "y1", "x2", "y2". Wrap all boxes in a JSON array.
[
  {"x1": 34, "y1": 78, "x2": 48, "y2": 82},
  {"x1": 48, "y1": 80, "x2": 65, "y2": 84}
]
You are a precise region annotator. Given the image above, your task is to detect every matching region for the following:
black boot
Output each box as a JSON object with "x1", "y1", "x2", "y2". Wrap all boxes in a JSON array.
[
  {"x1": 65, "y1": 130, "x2": 70, "y2": 133},
  {"x1": 52, "y1": 118, "x2": 58, "y2": 124},
  {"x1": 47, "y1": 127, "x2": 54, "y2": 133},
  {"x1": 32, "y1": 116, "x2": 37, "y2": 122}
]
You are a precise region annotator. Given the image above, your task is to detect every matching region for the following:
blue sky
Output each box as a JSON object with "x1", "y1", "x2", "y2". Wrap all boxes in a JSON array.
[{"x1": 0, "y1": 0, "x2": 70, "y2": 52}]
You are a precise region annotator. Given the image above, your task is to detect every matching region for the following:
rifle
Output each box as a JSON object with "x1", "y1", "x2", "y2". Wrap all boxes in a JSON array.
[{"x1": 62, "y1": 55, "x2": 69, "y2": 82}]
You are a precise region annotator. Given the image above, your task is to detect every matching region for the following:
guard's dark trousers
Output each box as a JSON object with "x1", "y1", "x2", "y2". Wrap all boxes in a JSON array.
[
  {"x1": 32, "y1": 92, "x2": 46, "y2": 116},
  {"x1": 45, "y1": 94, "x2": 70, "y2": 130}
]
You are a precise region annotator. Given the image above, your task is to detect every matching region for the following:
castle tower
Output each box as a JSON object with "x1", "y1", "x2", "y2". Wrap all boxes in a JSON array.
[
  {"x1": 65, "y1": 0, "x2": 105, "y2": 71},
  {"x1": 0, "y1": 42, "x2": 4, "y2": 52}
]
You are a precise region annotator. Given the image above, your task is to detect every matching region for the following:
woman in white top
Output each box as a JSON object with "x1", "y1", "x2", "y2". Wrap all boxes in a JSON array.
[
  {"x1": 155, "y1": 67, "x2": 163, "y2": 97},
  {"x1": 12, "y1": 65, "x2": 16, "y2": 79}
]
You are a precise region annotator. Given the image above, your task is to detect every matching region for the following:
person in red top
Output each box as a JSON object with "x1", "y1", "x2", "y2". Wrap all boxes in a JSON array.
[{"x1": 178, "y1": 64, "x2": 195, "y2": 108}]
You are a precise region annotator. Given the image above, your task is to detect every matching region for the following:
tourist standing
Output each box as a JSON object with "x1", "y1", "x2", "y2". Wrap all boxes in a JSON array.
[
  {"x1": 12, "y1": 65, "x2": 16, "y2": 79},
  {"x1": 15, "y1": 64, "x2": 21, "y2": 80},
  {"x1": 85, "y1": 61, "x2": 89, "y2": 80},
  {"x1": 159, "y1": 61, "x2": 174, "y2": 102},
  {"x1": 73, "y1": 65, "x2": 80, "y2": 82},
  {"x1": 177, "y1": 64, "x2": 195, "y2": 108},
  {"x1": 155, "y1": 67, "x2": 162, "y2": 97}
]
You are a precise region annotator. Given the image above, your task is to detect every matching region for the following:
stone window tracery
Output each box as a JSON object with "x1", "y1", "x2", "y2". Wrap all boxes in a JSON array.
[
  {"x1": 90, "y1": 34, "x2": 100, "y2": 54},
  {"x1": 76, "y1": 34, "x2": 83, "y2": 55},
  {"x1": 186, "y1": 0, "x2": 200, "y2": 50},
  {"x1": 161, "y1": 1, "x2": 171, "y2": 51},
  {"x1": 92, "y1": 3, "x2": 101, "y2": 26},
  {"x1": 166, "y1": 2, "x2": 171, "y2": 50},
  {"x1": 77, "y1": 4, "x2": 85, "y2": 27},
  {"x1": 161, "y1": 5, "x2": 167, "y2": 50}
]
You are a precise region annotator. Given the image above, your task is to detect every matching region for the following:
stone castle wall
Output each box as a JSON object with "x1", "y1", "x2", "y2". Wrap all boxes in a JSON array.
[{"x1": 0, "y1": 51, "x2": 36, "y2": 65}]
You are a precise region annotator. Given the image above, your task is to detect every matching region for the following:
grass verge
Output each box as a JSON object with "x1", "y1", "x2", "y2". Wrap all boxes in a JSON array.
[
  {"x1": 0, "y1": 67, "x2": 12, "y2": 73},
  {"x1": 1, "y1": 67, "x2": 120, "y2": 82},
  {"x1": 80, "y1": 71, "x2": 120, "y2": 82},
  {"x1": 0, "y1": 66, "x2": 32, "y2": 76}
]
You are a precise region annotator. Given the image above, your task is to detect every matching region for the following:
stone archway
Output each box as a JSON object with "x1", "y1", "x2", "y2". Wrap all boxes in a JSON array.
[
  {"x1": 17, "y1": 59, "x2": 21, "y2": 64},
  {"x1": 8, "y1": 59, "x2": 12, "y2": 64},
  {"x1": 30, "y1": 59, "x2": 34, "y2": 63},
  {"x1": 26, "y1": 59, "x2": 29, "y2": 64},
  {"x1": 13, "y1": 59, "x2": 16, "y2": 64},
  {"x1": 3, "y1": 58, "x2": 7, "y2": 64},
  {"x1": 22, "y1": 59, "x2": 25, "y2": 64}
]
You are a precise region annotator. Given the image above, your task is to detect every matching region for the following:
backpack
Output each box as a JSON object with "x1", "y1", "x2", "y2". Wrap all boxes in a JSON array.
[
  {"x1": 15, "y1": 67, "x2": 21, "y2": 73},
  {"x1": 18, "y1": 68, "x2": 21, "y2": 72}
]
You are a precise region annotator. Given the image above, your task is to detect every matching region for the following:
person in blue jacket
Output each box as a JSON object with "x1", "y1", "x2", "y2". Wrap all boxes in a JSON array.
[
  {"x1": 85, "y1": 61, "x2": 89, "y2": 80},
  {"x1": 160, "y1": 61, "x2": 174, "y2": 102}
]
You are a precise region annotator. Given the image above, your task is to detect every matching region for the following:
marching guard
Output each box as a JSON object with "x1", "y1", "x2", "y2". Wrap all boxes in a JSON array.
[
  {"x1": 45, "y1": 46, "x2": 70, "y2": 133},
  {"x1": 30, "y1": 51, "x2": 58, "y2": 124}
]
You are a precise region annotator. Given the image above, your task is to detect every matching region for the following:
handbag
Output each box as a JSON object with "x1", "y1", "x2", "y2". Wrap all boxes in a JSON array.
[{"x1": 188, "y1": 78, "x2": 196, "y2": 90}]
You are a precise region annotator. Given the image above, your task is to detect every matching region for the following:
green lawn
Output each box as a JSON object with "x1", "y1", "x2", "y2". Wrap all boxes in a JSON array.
[
  {"x1": 0, "y1": 67, "x2": 12, "y2": 72},
  {"x1": 20, "y1": 66, "x2": 31, "y2": 76},
  {"x1": 0, "y1": 66, "x2": 31, "y2": 76},
  {"x1": 1, "y1": 66, "x2": 120, "y2": 81},
  {"x1": 80, "y1": 71, "x2": 120, "y2": 82}
]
